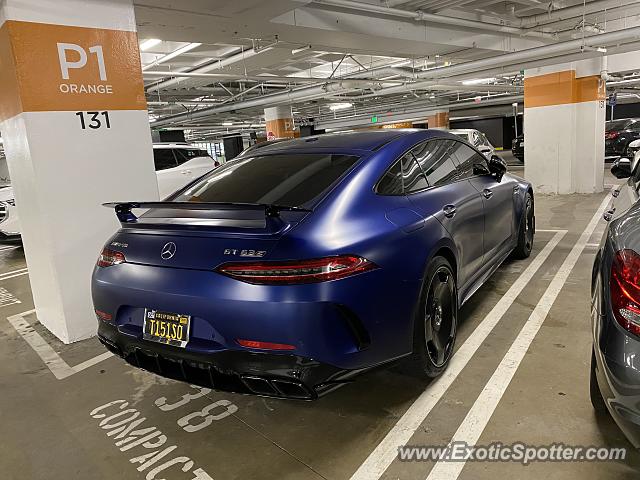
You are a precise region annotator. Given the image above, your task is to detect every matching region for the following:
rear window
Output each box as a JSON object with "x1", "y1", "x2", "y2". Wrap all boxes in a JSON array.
[
  {"x1": 607, "y1": 119, "x2": 632, "y2": 131},
  {"x1": 176, "y1": 149, "x2": 210, "y2": 160},
  {"x1": 153, "y1": 149, "x2": 177, "y2": 171},
  {"x1": 172, "y1": 153, "x2": 359, "y2": 207}
]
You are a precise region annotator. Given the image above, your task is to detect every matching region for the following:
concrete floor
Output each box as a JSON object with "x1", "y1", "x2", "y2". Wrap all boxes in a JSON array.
[{"x1": 1, "y1": 167, "x2": 638, "y2": 480}]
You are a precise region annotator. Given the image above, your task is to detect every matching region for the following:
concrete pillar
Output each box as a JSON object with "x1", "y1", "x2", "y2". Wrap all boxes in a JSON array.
[
  {"x1": 0, "y1": 0, "x2": 158, "y2": 342},
  {"x1": 427, "y1": 110, "x2": 450, "y2": 129},
  {"x1": 524, "y1": 60, "x2": 606, "y2": 194},
  {"x1": 264, "y1": 106, "x2": 295, "y2": 140}
]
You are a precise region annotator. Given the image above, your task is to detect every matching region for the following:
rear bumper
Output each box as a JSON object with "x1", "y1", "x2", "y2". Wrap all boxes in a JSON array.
[
  {"x1": 98, "y1": 320, "x2": 360, "y2": 400},
  {"x1": 593, "y1": 308, "x2": 640, "y2": 447},
  {"x1": 92, "y1": 262, "x2": 419, "y2": 371}
]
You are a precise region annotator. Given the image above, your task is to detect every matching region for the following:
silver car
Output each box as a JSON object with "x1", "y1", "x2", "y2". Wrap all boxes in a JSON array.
[{"x1": 447, "y1": 129, "x2": 496, "y2": 158}]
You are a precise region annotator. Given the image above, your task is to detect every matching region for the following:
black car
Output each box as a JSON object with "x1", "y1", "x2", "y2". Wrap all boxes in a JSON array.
[
  {"x1": 512, "y1": 134, "x2": 524, "y2": 162},
  {"x1": 591, "y1": 155, "x2": 640, "y2": 447},
  {"x1": 605, "y1": 118, "x2": 640, "y2": 161}
]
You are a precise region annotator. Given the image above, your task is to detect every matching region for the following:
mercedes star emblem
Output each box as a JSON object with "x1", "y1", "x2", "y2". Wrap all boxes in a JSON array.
[{"x1": 161, "y1": 242, "x2": 177, "y2": 260}]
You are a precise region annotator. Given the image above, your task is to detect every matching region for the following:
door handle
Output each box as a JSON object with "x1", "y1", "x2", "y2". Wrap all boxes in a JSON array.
[
  {"x1": 181, "y1": 170, "x2": 192, "y2": 175},
  {"x1": 443, "y1": 205, "x2": 457, "y2": 218},
  {"x1": 482, "y1": 189, "x2": 494, "y2": 199}
]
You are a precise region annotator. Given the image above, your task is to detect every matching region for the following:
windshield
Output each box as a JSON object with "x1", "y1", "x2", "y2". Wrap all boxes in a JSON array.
[
  {"x1": 172, "y1": 153, "x2": 360, "y2": 207},
  {"x1": 606, "y1": 119, "x2": 632, "y2": 131}
]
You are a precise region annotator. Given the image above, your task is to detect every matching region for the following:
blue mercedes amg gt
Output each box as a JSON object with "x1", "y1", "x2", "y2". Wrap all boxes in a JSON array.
[{"x1": 92, "y1": 129, "x2": 534, "y2": 399}]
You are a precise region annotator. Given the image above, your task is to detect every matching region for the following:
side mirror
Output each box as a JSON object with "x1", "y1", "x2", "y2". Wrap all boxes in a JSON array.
[
  {"x1": 611, "y1": 157, "x2": 632, "y2": 179},
  {"x1": 488, "y1": 155, "x2": 507, "y2": 182}
]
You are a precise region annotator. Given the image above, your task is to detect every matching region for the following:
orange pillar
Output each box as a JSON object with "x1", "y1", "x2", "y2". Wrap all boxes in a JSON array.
[
  {"x1": 264, "y1": 106, "x2": 295, "y2": 140},
  {"x1": 427, "y1": 110, "x2": 449, "y2": 129}
]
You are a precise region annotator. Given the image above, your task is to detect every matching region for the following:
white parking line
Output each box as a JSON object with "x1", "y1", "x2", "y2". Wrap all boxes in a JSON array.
[
  {"x1": 7, "y1": 309, "x2": 113, "y2": 380},
  {"x1": 425, "y1": 195, "x2": 611, "y2": 480},
  {"x1": 0, "y1": 267, "x2": 28, "y2": 280},
  {"x1": 350, "y1": 229, "x2": 567, "y2": 480}
]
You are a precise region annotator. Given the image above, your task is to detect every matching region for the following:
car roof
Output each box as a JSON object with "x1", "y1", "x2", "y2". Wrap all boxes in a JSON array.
[{"x1": 241, "y1": 129, "x2": 453, "y2": 155}]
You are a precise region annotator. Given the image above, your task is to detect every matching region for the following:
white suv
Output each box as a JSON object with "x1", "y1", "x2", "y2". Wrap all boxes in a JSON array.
[{"x1": 0, "y1": 143, "x2": 219, "y2": 242}]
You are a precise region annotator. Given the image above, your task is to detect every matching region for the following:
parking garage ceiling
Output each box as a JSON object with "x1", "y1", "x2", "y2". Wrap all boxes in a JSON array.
[{"x1": 135, "y1": 0, "x2": 640, "y2": 140}]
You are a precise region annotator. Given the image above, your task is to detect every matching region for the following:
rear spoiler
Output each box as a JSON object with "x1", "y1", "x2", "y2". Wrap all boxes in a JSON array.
[{"x1": 103, "y1": 201, "x2": 311, "y2": 224}]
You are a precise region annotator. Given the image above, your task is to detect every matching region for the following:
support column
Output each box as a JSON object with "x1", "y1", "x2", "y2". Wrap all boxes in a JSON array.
[
  {"x1": 427, "y1": 109, "x2": 449, "y2": 129},
  {"x1": 0, "y1": 0, "x2": 159, "y2": 342},
  {"x1": 524, "y1": 60, "x2": 606, "y2": 194},
  {"x1": 264, "y1": 106, "x2": 295, "y2": 140}
]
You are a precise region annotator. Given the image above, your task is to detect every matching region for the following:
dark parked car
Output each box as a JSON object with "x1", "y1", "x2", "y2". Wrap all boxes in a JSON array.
[
  {"x1": 591, "y1": 155, "x2": 640, "y2": 447},
  {"x1": 512, "y1": 134, "x2": 524, "y2": 162},
  {"x1": 605, "y1": 118, "x2": 640, "y2": 161},
  {"x1": 92, "y1": 130, "x2": 534, "y2": 400}
]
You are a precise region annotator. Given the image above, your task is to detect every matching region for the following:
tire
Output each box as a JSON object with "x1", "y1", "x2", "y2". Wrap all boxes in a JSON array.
[
  {"x1": 590, "y1": 349, "x2": 608, "y2": 413},
  {"x1": 409, "y1": 256, "x2": 458, "y2": 378},
  {"x1": 513, "y1": 192, "x2": 534, "y2": 259}
]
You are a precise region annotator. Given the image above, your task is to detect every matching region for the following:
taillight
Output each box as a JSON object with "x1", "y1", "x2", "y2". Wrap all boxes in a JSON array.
[
  {"x1": 237, "y1": 339, "x2": 296, "y2": 350},
  {"x1": 605, "y1": 131, "x2": 620, "y2": 140},
  {"x1": 97, "y1": 248, "x2": 126, "y2": 268},
  {"x1": 610, "y1": 249, "x2": 640, "y2": 336},
  {"x1": 95, "y1": 309, "x2": 112, "y2": 321},
  {"x1": 217, "y1": 255, "x2": 377, "y2": 285}
]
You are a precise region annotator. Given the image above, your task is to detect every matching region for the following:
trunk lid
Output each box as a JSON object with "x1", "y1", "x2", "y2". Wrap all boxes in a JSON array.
[{"x1": 105, "y1": 202, "x2": 309, "y2": 270}]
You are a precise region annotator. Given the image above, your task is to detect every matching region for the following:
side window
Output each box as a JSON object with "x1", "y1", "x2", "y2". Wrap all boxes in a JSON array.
[
  {"x1": 412, "y1": 139, "x2": 458, "y2": 187},
  {"x1": 401, "y1": 153, "x2": 428, "y2": 193},
  {"x1": 175, "y1": 149, "x2": 211, "y2": 166},
  {"x1": 451, "y1": 141, "x2": 488, "y2": 180},
  {"x1": 376, "y1": 160, "x2": 404, "y2": 195},
  {"x1": 153, "y1": 149, "x2": 178, "y2": 171}
]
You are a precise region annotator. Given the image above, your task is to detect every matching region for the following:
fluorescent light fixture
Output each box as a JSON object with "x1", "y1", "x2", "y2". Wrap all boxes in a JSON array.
[
  {"x1": 292, "y1": 45, "x2": 312, "y2": 55},
  {"x1": 390, "y1": 60, "x2": 411, "y2": 68},
  {"x1": 222, "y1": 122, "x2": 234, "y2": 126},
  {"x1": 462, "y1": 77, "x2": 496, "y2": 85},
  {"x1": 140, "y1": 39, "x2": 161, "y2": 51},
  {"x1": 142, "y1": 43, "x2": 202, "y2": 70},
  {"x1": 329, "y1": 102, "x2": 353, "y2": 111}
]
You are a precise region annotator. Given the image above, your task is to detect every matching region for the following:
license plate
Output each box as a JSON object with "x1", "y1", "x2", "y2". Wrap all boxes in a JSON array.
[{"x1": 143, "y1": 309, "x2": 190, "y2": 348}]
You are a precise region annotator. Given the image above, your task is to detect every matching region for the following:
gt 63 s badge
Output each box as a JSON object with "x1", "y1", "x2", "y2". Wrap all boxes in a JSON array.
[{"x1": 224, "y1": 249, "x2": 266, "y2": 258}]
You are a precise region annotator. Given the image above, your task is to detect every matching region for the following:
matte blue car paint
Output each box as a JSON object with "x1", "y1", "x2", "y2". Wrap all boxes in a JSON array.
[{"x1": 92, "y1": 129, "x2": 532, "y2": 389}]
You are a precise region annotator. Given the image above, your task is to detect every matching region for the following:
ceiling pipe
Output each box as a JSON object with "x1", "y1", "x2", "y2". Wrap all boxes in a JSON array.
[
  {"x1": 414, "y1": 25, "x2": 640, "y2": 79},
  {"x1": 518, "y1": 0, "x2": 640, "y2": 26},
  {"x1": 314, "y1": 94, "x2": 523, "y2": 130},
  {"x1": 146, "y1": 46, "x2": 273, "y2": 93},
  {"x1": 143, "y1": 70, "x2": 405, "y2": 84},
  {"x1": 309, "y1": 0, "x2": 542, "y2": 36},
  {"x1": 151, "y1": 81, "x2": 371, "y2": 127},
  {"x1": 359, "y1": 82, "x2": 523, "y2": 98}
]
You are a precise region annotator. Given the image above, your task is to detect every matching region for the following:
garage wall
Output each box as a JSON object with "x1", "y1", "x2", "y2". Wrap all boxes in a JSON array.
[
  {"x1": 450, "y1": 116, "x2": 522, "y2": 148},
  {"x1": 605, "y1": 101, "x2": 640, "y2": 120}
]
